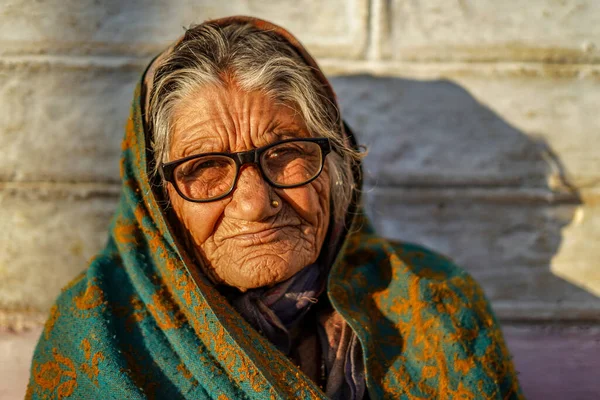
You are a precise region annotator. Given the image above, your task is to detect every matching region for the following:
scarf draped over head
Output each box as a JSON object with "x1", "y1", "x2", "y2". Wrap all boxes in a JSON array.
[{"x1": 27, "y1": 16, "x2": 524, "y2": 400}]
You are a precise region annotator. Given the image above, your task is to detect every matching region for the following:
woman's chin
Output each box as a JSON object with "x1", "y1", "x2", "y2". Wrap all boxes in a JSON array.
[{"x1": 219, "y1": 256, "x2": 309, "y2": 291}]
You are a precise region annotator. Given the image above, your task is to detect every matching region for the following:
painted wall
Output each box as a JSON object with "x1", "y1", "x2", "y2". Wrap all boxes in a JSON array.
[{"x1": 1, "y1": 1, "x2": 599, "y2": 398}]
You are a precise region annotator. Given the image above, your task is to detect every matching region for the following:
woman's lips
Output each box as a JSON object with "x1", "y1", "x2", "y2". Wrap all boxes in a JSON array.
[{"x1": 226, "y1": 225, "x2": 297, "y2": 242}]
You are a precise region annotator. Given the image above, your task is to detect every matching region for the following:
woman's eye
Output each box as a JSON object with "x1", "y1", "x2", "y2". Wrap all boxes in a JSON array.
[
  {"x1": 268, "y1": 146, "x2": 303, "y2": 160},
  {"x1": 179, "y1": 159, "x2": 229, "y2": 179},
  {"x1": 195, "y1": 160, "x2": 220, "y2": 170},
  {"x1": 182, "y1": 161, "x2": 209, "y2": 175}
]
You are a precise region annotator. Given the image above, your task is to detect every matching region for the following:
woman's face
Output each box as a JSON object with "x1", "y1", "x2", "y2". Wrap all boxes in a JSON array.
[{"x1": 167, "y1": 84, "x2": 331, "y2": 291}]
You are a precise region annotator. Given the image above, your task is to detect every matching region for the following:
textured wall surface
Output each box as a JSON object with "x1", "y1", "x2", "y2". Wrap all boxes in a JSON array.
[{"x1": 1, "y1": 1, "x2": 599, "y2": 399}]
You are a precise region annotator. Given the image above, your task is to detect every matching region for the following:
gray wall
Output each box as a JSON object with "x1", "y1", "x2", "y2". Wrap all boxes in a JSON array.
[{"x1": 1, "y1": 1, "x2": 599, "y2": 398}]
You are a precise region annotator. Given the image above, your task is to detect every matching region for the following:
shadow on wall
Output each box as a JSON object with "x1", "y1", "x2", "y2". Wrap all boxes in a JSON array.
[
  {"x1": 331, "y1": 75, "x2": 598, "y2": 315},
  {"x1": 331, "y1": 75, "x2": 600, "y2": 399}
]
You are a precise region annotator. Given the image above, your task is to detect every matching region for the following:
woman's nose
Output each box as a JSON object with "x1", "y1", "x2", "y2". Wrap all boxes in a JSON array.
[{"x1": 225, "y1": 164, "x2": 278, "y2": 221}]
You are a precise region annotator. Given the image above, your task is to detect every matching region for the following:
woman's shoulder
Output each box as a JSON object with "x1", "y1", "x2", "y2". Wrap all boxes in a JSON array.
[
  {"x1": 331, "y1": 217, "x2": 524, "y2": 399},
  {"x1": 344, "y1": 225, "x2": 490, "y2": 308},
  {"x1": 27, "y1": 253, "x2": 142, "y2": 399},
  {"x1": 47, "y1": 251, "x2": 128, "y2": 318},
  {"x1": 29, "y1": 253, "x2": 123, "y2": 350},
  {"x1": 340, "y1": 214, "x2": 473, "y2": 286},
  {"x1": 333, "y1": 216, "x2": 499, "y2": 338},
  {"x1": 388, "y1": 240, "x2": 471, "y2": 282}
]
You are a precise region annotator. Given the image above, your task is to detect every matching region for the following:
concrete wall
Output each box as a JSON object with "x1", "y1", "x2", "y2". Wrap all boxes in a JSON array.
[{"x1": 1, "y1": 1, "x2": 599, "y2": 398}]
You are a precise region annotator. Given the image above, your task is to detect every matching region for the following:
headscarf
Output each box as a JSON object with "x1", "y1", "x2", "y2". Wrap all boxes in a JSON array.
[
  {"x1": 27, "y1": 16, "x2": 524, "y2": 400},
  {"x1": 142, "y1": 17, "x2": 366, "y2": 398}
]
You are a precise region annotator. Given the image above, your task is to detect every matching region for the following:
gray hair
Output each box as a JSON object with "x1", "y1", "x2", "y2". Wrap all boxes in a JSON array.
[{"x1": 148, "y1": 22, "x2": 362, "y2": 222}]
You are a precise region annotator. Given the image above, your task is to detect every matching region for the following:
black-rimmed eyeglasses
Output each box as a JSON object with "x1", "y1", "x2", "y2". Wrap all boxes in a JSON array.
[{"x1": 159, "y1": 137, "x2": 332, "y2": 203}]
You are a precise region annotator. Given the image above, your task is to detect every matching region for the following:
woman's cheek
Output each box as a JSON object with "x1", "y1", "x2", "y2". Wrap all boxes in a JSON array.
[
  {"x1": 309, "y1": 171, "x2": 331, "y2": 217},
  {"x1": 172, "y1": 195, "x2": 225, "y2": 245},
  {"x1": 280, "y1": 187, "x2": 316, "y2": 222},
  {"x1": 281, "y1": 173, "x2": 330, "y2": 230}
]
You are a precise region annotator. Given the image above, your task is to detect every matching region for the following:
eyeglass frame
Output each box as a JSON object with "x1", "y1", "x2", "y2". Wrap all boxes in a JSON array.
[{"x1": 159, "y1": 137, "x2": 332, "y2": 203}]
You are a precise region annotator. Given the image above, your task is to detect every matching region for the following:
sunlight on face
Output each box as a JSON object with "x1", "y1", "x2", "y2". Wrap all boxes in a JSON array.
[{"x1": 167, "y1": 84, "x2": 331, "y2": 291}]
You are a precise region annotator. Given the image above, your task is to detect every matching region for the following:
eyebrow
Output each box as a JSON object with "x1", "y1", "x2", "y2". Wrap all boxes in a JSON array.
[
  {"x1": 189, "y1": 142, "x2": 222, "y2": 154},
  {"x1": 178, "y1": 140, "x2": 221, "y2": 158}
]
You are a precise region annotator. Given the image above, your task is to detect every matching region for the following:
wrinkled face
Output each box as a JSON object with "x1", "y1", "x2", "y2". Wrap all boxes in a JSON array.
[{"x1": 167, "y1": 85, "x2": 331, "y2": 291}]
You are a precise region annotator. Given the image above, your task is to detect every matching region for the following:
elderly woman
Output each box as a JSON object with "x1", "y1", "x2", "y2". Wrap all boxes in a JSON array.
[{"x1": 28, "y1": 16, "x2": 522, "y2": 399}]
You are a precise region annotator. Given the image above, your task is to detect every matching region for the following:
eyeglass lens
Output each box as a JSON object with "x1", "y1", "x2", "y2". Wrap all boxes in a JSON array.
[{"x1": 174, "y1": 140, "x2": 323, "y2": 201}]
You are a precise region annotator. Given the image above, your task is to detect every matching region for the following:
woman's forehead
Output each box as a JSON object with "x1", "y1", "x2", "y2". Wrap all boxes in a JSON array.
[{"x1": 169, "y1": 85, "x2": 310, "y2": 158}]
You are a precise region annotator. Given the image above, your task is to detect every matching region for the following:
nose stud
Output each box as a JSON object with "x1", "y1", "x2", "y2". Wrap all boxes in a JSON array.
[{"x1": 271, "y1": 200, "x2": 279, "y2": 208}]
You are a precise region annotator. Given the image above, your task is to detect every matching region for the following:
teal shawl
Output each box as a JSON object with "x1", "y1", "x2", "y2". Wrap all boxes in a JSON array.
[{"x1": 27, "y1": 17, "x2": 523, "y2": 400}]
